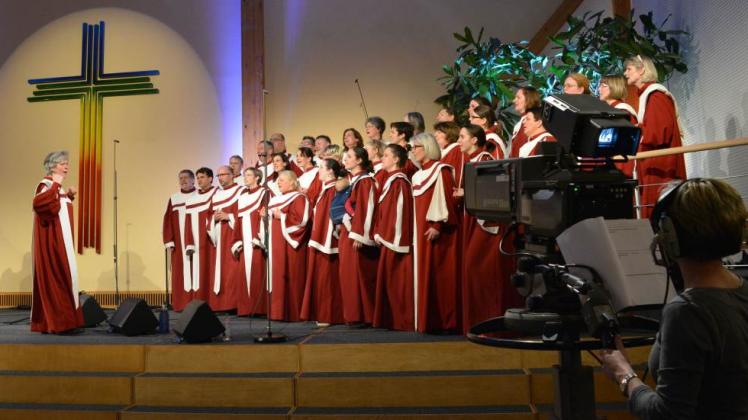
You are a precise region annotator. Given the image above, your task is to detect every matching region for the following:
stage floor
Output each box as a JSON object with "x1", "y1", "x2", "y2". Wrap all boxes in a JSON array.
[{"x1": 0, "y1": 308, "x2": 464, "y2": 345}]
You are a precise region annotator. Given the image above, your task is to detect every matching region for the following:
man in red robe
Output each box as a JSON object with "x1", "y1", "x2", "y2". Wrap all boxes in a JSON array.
[
  {"x1": 31, "y1": 151, "x2": 83, "y2": 333},
  {"x1": 162, "y1": 169, "x2": 196, "y2": 311},
  {"x1": 206, "y1": 165, "x2": 243, "y2": 312},
  {"x1": 518, "y1": 108, "x2": 557, "y2": 158},
  {"x1": 232, "y1": 168, "x2": 268, "y2": 316},
  {"x1": 184, "y1": 167, "x2": 217, "y2": 303},
  {"x1": 373, "y1": 144, "x2": 415, "y2": 331}
]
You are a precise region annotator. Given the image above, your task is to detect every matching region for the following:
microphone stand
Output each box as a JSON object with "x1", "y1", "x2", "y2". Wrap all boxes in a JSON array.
[
  {"x1": 355, "y1": 79, "x2": 369, "y2": 120},
  {"x1": 255, "y1": 150, "x2": 286, "y2": 343},
  {"x1": 113, "y1": 139, "x2": 121, "y2": 306},
  {"x1": 255, "y1": 89, "x2": 286, "y2": 343}
]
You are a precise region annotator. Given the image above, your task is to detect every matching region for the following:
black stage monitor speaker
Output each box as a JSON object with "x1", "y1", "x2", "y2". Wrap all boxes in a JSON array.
[
  {"x1": 174, "y1": 300, "x2": 225, "y2": 343},
  {"x1": 79, "y1": 293, "x2": 107, "y2": 327},
  {"x1": 108, "y1": 298, "x2": 158, "y2": 336}
]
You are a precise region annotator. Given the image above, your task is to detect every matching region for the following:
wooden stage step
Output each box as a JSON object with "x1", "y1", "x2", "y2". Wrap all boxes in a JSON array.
[{"x1": 0, "y1": 341, "x2": 650, "y2": 419}]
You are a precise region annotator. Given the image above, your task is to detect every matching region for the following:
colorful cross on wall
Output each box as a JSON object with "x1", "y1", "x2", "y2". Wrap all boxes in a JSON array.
[{"x1": 28, "y1": 21, "x2": 160, "y2": 254}]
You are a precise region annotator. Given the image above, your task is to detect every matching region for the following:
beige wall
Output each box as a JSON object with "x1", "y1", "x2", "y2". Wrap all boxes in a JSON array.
[{"x1": 264, "y1": 0, "x2": 560, "y2": 150}]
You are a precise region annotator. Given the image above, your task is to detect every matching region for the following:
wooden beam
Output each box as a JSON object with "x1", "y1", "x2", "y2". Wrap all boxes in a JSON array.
[
  {"x1": 241, "y1": 0, "x2": 265, "y2": 166},
  {"x1": 612, "y1": 0, "x2": 632, "y2": 20},
  {"x1": 527, "y1": 0, "x2": 584, "y2": 54}
]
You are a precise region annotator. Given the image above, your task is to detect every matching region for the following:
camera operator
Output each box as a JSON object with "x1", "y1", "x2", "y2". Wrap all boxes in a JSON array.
[{"x1": 598, "y1": 178, "x2": 748, "y2": 419}]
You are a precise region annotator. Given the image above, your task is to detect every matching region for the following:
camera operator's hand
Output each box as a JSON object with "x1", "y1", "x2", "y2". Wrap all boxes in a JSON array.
[{"x1": 597, "y1": 336, "x2": 640, "y2": 396}]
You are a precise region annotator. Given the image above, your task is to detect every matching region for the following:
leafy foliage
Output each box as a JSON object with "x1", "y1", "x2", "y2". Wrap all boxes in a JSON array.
[{"x1": 436, "y1": 10, "x2": 689, "y2": 139}]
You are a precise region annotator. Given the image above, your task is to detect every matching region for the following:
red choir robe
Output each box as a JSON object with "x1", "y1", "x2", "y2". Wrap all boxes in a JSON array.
[
  {"x1": 31, "y1": 178, "x2": 83, "y2": 333},
  {"x1": 255, "y1": 161, "x2": 275, "y2": 186},
  {"x1": 440, "y1": 143, "x2": 464, "y2": 187},
  {"x1": 412, "y1": 160, "x2": 461, "y2": 333},
  {"x1": 298, "y1": 166, "x2": 322, "y2": 207},
  {"x1": 459, "y1": 149, "x2": 517, "y2": 334},
  {"x1": 635, "y1": 83, "x2": 687, "y2": 219},
  {"x1": 231, "y1": 186, "x2": 268, "y2": 316},
  {"x1": 264, "y1": 191, "x2": 311, "y2": 321},
  {"x1": 403, "y1": 158, "x2": 419, "y2": 179},
  {"x1": 162, "y1": 188, "x2": 197, "y2": 311},
  {"x1": 372, "y1": 171, "x2": 415, "y2": 331},
  {"x1": 508, "y1": 116, "x2": 528, "y2": 158},
  {"x1": 485, "y1": 126, "x2": 507, "y2": 160},
  {"x1": 338, "y1": 171, "x2": 380, "y2": 324},
  {"x1": 610, "y1": 99, "x2": 639, "y2": 179},
  {"x1": 301, "y1": 181, "x2": 344, "y2": 324},
  {"x1": 184, "y1": 186, "x2": 217, "y2": 303},
  {"x1": 207, "y1": 183, "x2": 243, "y2": 311},
  {"x1": 518, "y1": 131, "x2": 557, "y2": 158}
]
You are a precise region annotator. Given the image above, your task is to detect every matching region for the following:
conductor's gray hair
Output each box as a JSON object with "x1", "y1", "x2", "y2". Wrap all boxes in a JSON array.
[
  {"x1": 412, "y1": 133, "x2": 441, "y2": 161},
  {"x1": 44, "y1": 151, "x2": 69, "y2": 175}
]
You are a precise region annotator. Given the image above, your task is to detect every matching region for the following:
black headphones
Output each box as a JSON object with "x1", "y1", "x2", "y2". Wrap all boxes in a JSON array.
[{"x1": 649, "y1": 180, "x2": 690, "y2": 267}]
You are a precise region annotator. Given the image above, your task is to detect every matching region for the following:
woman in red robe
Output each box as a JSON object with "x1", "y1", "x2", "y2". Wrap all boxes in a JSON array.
[
  {"x1": 454, "y1": 125, "x2": 516, "y2": 334},
  {"x1": 296, "y1": 147, "x2": 322, "y2": 205},
  {"x1": 232, "y1": 168, "x2": 268, "y2": 316},
  {"x1": 624, "y1": 55, "x2": 687, "y2": 219},
  {"x1": 338, "y1": 147, "x2": 380, "y2": 325},
  {"x1": 264, "y1": 170, "x2": 311, "y2": 321},
  {"x1": 435, "y1": 121, "x2": 464, "y2": 185},
  {"x1": 470, "y1": 105, "x2": 506, "y2": 159},
  {"x1": 31, "y1": 151, "x2": 83, "y2": 333},
  {"x1": 373, "y1": 144, "x2": 415, "y2": 331},
  {"x1": 301, "y1": 158, "x2": 346, "y2": 325},
  {"x1": 411, "y1": 133, "x2": 461, "y2": 333},
  {"x1": 508, "y1": 87, "x2": 541, "y2": 158}
]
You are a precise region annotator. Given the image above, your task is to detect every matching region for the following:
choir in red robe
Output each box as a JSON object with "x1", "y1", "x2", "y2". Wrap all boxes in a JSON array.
[
  {"x1": 207, "y1": 183, "x2": 243, "y2": 311},
  {"x1": 232, "y1": 186, "x2": 268, "y2": 316},
  {"x1": 373, "y1": 171, "x2": 415, "y2": 331},
  {"x1": 265, "y1": 190, "x2": 311, "y2": 321},
  {"x1": 184, "y1": 186, "x2": 217, "y2": 302},
  {"x1": 635, "y1": 83, "x2": 687, "y2": 219},
  {"x1": 339, "y1": 171, "x2": 380, "y2": 324},
  {"x1": 440, "y1": 143, "x2": 464, "y2": 186},
  {"x1": 459, "y1": 149, "x2": 514, "y2": 334},
  {"x1": 412, "y1": 161, "x2": 461, "y2": 333},
  {"x1": 162, "y1": 188, "x2": 196, "y2": 311},
  {"x1": 31, "y1": 177, "x2": 83, "y2": 333},
  {"x1": 301, "y1": 180, "x2": 344, "y2": 324},
  {"x1": 508, "y1": 116, "x2": 528, "y2": 158},
  {"x1": 518, "y1": 131, "x2": 557, "y2": 158}
]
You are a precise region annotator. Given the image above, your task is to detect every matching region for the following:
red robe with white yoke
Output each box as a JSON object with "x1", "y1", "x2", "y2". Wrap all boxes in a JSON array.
[
  {"x1": 207, "y1": 183, "x2": 243, "y2": 311},
  {"x1": 440, "y1": 143, "x2": 464, "y2": 187},
  {"x1": 265, "y1": 191, "x2": 311, "y2": 321},
  {"x1": 338, "y1": 172, "x2": 380, "y2": 324},
  {"x1": 31, "y1": 178, "x2": 83, "y2": 333},
  {"x1": 518, "y1": 131, "x2": 557, "y2": 158},
  {"x1": 301, "y1": 181, "x2": 344, "y2": 324},
  {"x1": 635, "y1": 83, "x2": 687, "y2": 219},
  {"x1": 373, "y1": 171, "x2": 415, "y2": 331},
  {"x1": 460, "y1": 149, "x2": 516, "y2": 334},
  {"x1": 162, "y1": 188, "x2": 196, "y2": 311},
  {"x1": 184, "y1": 186, "x2": 217, "y2": 303},
  {"x1": 298, "y1": 166, "x2": 322, "y2": 207},
  {"x1": 232, "y1": 186, "x2": 268, "y2": 316},
  {"x1": 412, "y1": 160, "x2": 461, "y2": 333},
  {"x1": 508, "y1": 116, "x2": 528, "y2": 158}
]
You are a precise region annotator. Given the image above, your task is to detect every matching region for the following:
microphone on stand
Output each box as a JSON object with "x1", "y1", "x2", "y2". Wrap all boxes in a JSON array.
[{"x1": 355, "y1": 79, "x2": 369, "y2": 120}]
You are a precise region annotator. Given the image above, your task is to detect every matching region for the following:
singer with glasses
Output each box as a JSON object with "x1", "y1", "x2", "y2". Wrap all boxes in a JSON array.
[{"x1": 598, "y1": 178, "x2": 748, "y2": 419}]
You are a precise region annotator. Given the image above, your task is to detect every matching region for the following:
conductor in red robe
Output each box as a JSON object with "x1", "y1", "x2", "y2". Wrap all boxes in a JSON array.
[
  {"x1": 301, "y1": 158, "x2": 346, "y2": 325},
  {"x1": 264, "y1": 170, "x2": 311, "y2": 321},
  {"x1": 162, "y1": 169, "x2": 196, "y2": 311},
  {"x1": 232, "y1": 168, "x2": 268, "y2": 316},
  {"x1": 411, "y1": 133, "x2": 461, "y2": 333},
  {"x1": 339, "y1": 147, "x2": 380, "y2": 325},
  {"x1": 31, "y1": 151, "x2": 83, "y2": 333},
  {"x1": 624, "y1": 55, "x2": 687, "y2": 219},
  {"x1": 373, "y1": 144, "x2": 416, "y2": 331}
]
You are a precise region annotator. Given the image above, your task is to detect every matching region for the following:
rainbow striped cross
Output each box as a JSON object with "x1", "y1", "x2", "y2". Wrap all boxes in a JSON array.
[{"x1": 28, "y1": 21, "x2": 159, "y2": 254}]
